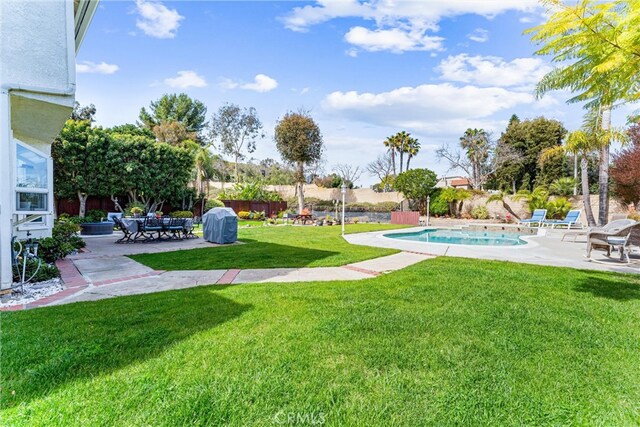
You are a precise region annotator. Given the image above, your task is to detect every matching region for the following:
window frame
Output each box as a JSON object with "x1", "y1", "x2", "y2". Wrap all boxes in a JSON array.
[{"x1": 13, "y1": 140, "x2": 53, "y2": 215}]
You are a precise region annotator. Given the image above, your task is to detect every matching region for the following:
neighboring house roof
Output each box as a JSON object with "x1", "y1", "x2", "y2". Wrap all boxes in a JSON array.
[
  {"x1": 74, "y1": 0, "x2": 100, "y2": 52},
  {"x1": 450, "y1": 178, "x2": 471, "y2": 187}
]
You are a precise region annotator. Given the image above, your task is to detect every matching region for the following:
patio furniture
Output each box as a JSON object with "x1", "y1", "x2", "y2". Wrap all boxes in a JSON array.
[
  {"x1": 166, "y1": 217, "x2": 186, "y2": 240},
  {"x1": 543, "y1": 209, "x2": 582, "y2": 229},
  {"x1": 203, "y1": 207, "x2": 237, "y2": 244},
  {"x1": 587, "y1": 222, "x2": 639, "y2": 258},
  {"x1": 518, "y1": 209, "x2": 547, "y2": 227},
  {"x1": 292, "y1": 214, "x2": 314, "y2": 225},
  {"x1": 562, "y1": 218, "x2": 636, "y2": 242},
  {"x1": 113, "y1": 217, "x2": 136, "y2": 243},
  {"x1": 611, "y1": 214, "x2": 628, "y2": 221},
  {"x1": 139, "y1": 217, "x2": 164, "y2": 241}
]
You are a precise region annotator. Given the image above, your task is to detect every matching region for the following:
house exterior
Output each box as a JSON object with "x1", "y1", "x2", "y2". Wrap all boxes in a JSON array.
[
  {"x1": 0, "y1": 0, "x2": 99, "y2": 290},
  {"x1": 435, "y1": 176, "x2": 472, "y2": 190}
]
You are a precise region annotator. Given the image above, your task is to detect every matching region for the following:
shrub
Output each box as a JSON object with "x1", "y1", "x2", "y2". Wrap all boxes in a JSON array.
[
  {"x1": 628, "y1": 211, "x2": 640, "y2": 221},
  {"x1": 219, "y1": 180, "x2": 283, "y2": 201},
  {"x1": 204, "y1": 198, "x2": 224, "y2": 211},
  {"x1": 170, "y1": 210, "x2": 194, "y2": 218},
  {"x1": 12, "y1": 259, "x2": 59, "y2": 282},
  {"x1": 126, "y1": 201, "x2": 146, "y2": 216},
  {"x1": 85, "y1": 209, "x2": 108, "y2": 222},
  {"x1": 38, "y1": 237, "x2": 76, "y2": 264},
  {"x1": 238, "y1": 211, "x2": 250, "y2": 219},
  {"x1": 546, "y1": 197, "x2": 572, "y2": 219},
  {"x1": 471, "y1": 205, "x2": 490, "y2": 220},
  {"x1": 428, "y1": 189, "x2": 449, "y2": 216}
]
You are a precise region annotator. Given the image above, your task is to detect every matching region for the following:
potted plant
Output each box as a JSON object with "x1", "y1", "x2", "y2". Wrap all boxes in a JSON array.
[
  {"x1": 130, "y1": 206, "x2": 144, "y2": 218},
  {"x1": 155, "y1": 210, "x2": 163, "y2": 218}
]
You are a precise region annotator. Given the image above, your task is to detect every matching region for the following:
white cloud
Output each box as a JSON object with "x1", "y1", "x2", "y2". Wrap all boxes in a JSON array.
[
  {"x1": 282, "y1": 0, "x2": 538, "y2": 54},
  {"x1": 323, "y1": 83, "x2": 534, "y2": 133},
  {"x1": 221, "y1": 74, "x2": 278, "y2": 93},
  {"x1": 135, "y1": 0, "x2": 184, "y2": 39},
  {"x1": 345, "y1": 26, "x2": 443, "y2": 53},
  {"x1": 76, "y1": 61, "x2": 119, "y2": 74},
  {"x1": 164, "y1": 71, "x2": 207, "y2": 88},
  {"x1": 437, "y1": 54, "x2": 551, "y2": 88},
  {"x1": 467, "y1": 28, "x2": 489, "y2": 43},
  {"x1": 519, "y1": 16, "x2": 534, "y2": 23}
]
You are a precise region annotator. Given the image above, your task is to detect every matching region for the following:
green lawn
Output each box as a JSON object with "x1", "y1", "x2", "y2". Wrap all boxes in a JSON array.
[
  {"x1": 130, "y1": 223, "x2": 410, "y2": 270},
  {"x1": 2, "y1": 258, "x2": 639, "y2": 426}
]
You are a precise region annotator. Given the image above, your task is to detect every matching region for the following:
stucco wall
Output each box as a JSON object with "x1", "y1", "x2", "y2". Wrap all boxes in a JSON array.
[
  {"x1": 0, "y1": 0, "x2": 73, "y2": 90},
  {"x1": 205, "y1": 181, "x2": 404, "y2": 205}
]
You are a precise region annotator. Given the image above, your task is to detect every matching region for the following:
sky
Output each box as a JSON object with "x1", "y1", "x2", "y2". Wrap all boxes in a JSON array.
[{"x1": 76, "y1": 0, "x2": 634, "y2": 186}]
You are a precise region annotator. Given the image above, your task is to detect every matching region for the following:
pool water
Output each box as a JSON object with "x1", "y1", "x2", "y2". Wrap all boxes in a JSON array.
[{"x1": 384, "y1": 228, "x2": 528, "y2": 246}]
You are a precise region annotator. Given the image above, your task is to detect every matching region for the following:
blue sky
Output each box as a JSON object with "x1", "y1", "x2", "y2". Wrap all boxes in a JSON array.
[{"x1": 76, "y1": 0, "x2": 630, "y2": 186}]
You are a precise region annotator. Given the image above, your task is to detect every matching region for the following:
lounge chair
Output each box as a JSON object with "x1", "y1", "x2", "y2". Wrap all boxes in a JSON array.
[
  {"x1": 518, "y1": 209, "x2": 547, "y2": 227},
  {"x1": 562, "y1": 218, "x2": 636, "y2": 242},
  {"x1": 543, "y1": 209, "x2": 582, "y2": 229},
  {"x1": 587, "y1": 221, "x2": 639, "y2": 258}
]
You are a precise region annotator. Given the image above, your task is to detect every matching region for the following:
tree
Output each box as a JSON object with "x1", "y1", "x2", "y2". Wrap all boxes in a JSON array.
[
  {"x1": 440, "y1": 188, "x2": 471, "y2": 218},
  {"x1": 527, "y1": 0, "x2": 640, "y2": 225},
  {"x1": 404, "y1": 136, "x2": 421, "y2": 171},
  {"x1": 274, "y1": 111, "x2": 324, "y2": 214},
  {"x1": 209, "y1": 104, "x2": 264, "y2": 181},
  {"x1": 495, "y1": 117, "x2": 567, "y2": 191},
  {"x1": 611, "y1": 124, "x2": 640, "y2": 210},
  {"x1": 153, "y1": 120, "x2": 197, "y2": 145},
  {"x1": 367, "y1": 153, "x2": 394, "y2": 192},
  {"x1": 53, "y1": 120, "x2": 110, "y2": 217},
  {"x1": 383, "y1": 134, "x2": 399, "y2": 176},
  {"x1": 138, "y1": 93, "x2": 208, "y2": 142},
  {"x1": 437, "y1": 128, "x2": 491, "y2": 190},
  {"x1": 70, "y1": 102, "x2": 96, "y2": 122},
  {"x1": 333, "y1": 163, "x2": 362, "y2": 188},
  {"x1": 393, "y1": 168, "x2": 438, "y2": 214},
  {"x1": 549, "y1": 177, "x2": 578, "y2": 197},
  {"x1": 383, "y1": 131, "x2": 419, "y2": 174}
]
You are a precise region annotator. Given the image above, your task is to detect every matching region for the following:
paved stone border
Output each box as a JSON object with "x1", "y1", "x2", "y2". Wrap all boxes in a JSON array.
[{"x1": 2, "y1": 252, "x2": 433, "y2": 311}]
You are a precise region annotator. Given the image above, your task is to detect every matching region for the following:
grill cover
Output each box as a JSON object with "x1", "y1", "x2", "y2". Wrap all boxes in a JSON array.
[{"x1": 203, "y1": 207, "x2": 238, "y2": 244}]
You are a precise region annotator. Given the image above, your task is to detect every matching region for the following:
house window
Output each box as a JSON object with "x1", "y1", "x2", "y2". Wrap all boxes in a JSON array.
[{"x1": 15, "y1": 142, "x2": 50, "y2": 213}]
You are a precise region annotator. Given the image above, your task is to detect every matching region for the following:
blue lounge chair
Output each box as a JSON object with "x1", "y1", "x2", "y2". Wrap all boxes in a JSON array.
[
  {"x1": 544, "y1": 209, "x2": 582, "y2": 229},
  {"x1": 519, "y1": 209, "x2": 547, "y2": 227}
]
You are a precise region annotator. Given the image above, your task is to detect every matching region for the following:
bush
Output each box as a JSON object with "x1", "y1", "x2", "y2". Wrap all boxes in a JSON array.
[
  {"x1": 85, "y1": 209, "x2": 108, "y2": 222},
  {"x1": 36, "y1": 222, "x2": 85, "y2": 263},
  {"x1": 170, "y1": 210, "x2": 194, "y2": 218},
  {"x1": 471, "y1": 205, "x2": 490, "y2": 220},
  {"x1": 428, "y1": 189, "x2": 449, "y2": 216},
  {"x1": 126, "y1": 201, "x2": 146, "y2": 216},
  {"x1": 12, "y1": 259, "x2": 59, "y2": 282},
  {"x1": 204, "y1": 199, "x2": 224, "y2": 211},
  {"x1": 238, "y1": 211, "x2": 250, "y2": 219},
  {"x1": 546, "y1": 197, "x2": 572, "y2": 219}
]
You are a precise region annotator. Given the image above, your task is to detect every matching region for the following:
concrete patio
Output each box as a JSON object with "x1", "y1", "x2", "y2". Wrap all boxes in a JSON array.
[{"x1": 345, "y1": 226, "x2": 640, "y2": 275}]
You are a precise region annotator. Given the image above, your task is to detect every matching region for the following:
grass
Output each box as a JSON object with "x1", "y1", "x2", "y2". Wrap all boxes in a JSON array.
[
  {"x1": 130, "y1": 223, "x2": 410, "y2": 270},
  {"x1": 2, "y1": 258, "x2": 639, "y2": 425}
]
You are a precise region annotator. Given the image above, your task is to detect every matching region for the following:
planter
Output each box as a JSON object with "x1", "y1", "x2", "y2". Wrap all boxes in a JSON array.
[{"x1": 80, "y1": 222, "x2": 114, "y2": 236}]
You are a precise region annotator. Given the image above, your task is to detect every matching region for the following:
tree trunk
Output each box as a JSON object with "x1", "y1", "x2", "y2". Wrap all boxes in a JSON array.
[
  {"x1": 234, "y1": 154, "x2": 240, "y2": 183},
  {"x1": 399, "y1": 151, "x2": 404, "y2": 174},
  {"x1": 457, "y1": 200, "x2": 464, "y2": 218},
  {"x1": 390, "y1": 150, "x2": 396, "y2": 176},
  {"x1": 598, "y1": 105, "x2": 611, "y2": 226},
  {"x1": 580, "y1": 156, "x2": 597, "y2": 227},
  {"x1": 77, "y1": 191, "x2": 88, "y2": 218},
  {"x1": 406, "y1": 155, "x2": 412, "y2": 171},
  {"x1": 502, "y1": 201, "x2": 520, "y2": 220},
  {"x1": 110, "y1": 195, "x2": 124, "y2": 213},
  {"x1": 512, "y1": 180, "x2": 516, "y2": 195},
  {"x1": 296, "y1": 161, "x2": 305, "y2": 214}
]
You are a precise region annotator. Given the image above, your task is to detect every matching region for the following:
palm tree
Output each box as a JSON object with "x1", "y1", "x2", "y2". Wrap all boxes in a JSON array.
[
  {"x1": 405, "y1": 137, "x2": 421, "y2": 171},
  {"x1": 459, "y1": 128, "x2": 490, "y2": 190},
  {"x1": 383, "y1": 135, "x2": 398, "y2": 177},
  {"x1": 541, "y1": 108, "x2": 626, "y2": 226}
]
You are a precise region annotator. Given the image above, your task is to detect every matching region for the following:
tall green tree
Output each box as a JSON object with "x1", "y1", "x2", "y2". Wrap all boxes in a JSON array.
[
  {"x1": 274, "y1": 111, "x2": 324, "y2": 214},
  {"x1": 495, "y1": 117, "x2": 567, "y2": 191},
  {"x1": 138, "y1": 93, "x2": 208, "y2": 142},
  {"x1": 527, "y1": 0, "x2": 640, "y2": 225},
  {"x1": 393, "y1": 169, "x2": 437, "y2": 214},
  {"x1": 209, "y1": 104, "x2": 264, "y2": 182},
  {"x1": 53, "y1": 120, "x2": 110, "y2": 217}
]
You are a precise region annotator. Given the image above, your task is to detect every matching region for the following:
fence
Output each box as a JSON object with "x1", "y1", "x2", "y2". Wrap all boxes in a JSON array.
[
  {"x1": 221, "y1": 200, "x2": 288, "y2": 218},
  {"x1": 56, "y1": 196, "x2": 204, "y2": 217},
  {"x1": 391, "y1": 211, "x2": 420, "y2": 225}
]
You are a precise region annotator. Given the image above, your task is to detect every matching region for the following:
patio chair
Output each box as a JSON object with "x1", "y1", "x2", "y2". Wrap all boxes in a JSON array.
[
  {"x1": 587, "y1": 221, "x2": 639, "y2": 258},
  {"x1": 543, "y1": 209, "x2": 582, "y2": 229},
  {"x1": 562, "y1": 218, "x2": 636, "y2": 242},
  {"x1": 166, "y1": 218, "x2": 186, "y2": 240},
  {"x1": 518, "y1": 209, "x2": 547, "y2": 227},
  {"x1": 113, "y1": 217, "x2": 135, "y2": 243},
  {"x1": 139, "y1": 217, "x2": 164, "y2": 241}
]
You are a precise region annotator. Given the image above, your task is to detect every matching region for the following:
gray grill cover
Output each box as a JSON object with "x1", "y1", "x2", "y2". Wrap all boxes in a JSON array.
[{"x1": 203, "y1": 207, "x2": 238, "y2": 244}]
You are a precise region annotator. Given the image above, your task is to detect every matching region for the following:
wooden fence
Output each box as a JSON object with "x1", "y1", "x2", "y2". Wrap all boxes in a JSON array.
[
  {"x1": 56, "y1": 197, "x2": 204, "y2": 217},
  {"x1": 221, "y1": 200, "x2": 288, "y2": 218},
  {"x1": 391, "y1": 211, "x2": 420, "y2": 225}
]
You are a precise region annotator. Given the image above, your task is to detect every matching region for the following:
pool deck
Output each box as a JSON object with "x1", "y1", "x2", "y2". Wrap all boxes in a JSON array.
[{"x1": 344, "y1": 226, "x2": 640, "y2": 275}]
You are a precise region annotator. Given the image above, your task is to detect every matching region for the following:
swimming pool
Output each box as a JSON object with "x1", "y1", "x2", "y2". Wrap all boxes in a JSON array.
[{"x1": 384, "y1": 228, "x2": 528, "y2": 246}]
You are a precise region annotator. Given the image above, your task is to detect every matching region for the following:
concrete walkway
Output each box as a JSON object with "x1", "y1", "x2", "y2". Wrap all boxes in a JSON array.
[{"x1": 1, "y1": 234, "x2": 433, "y2": 310}]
